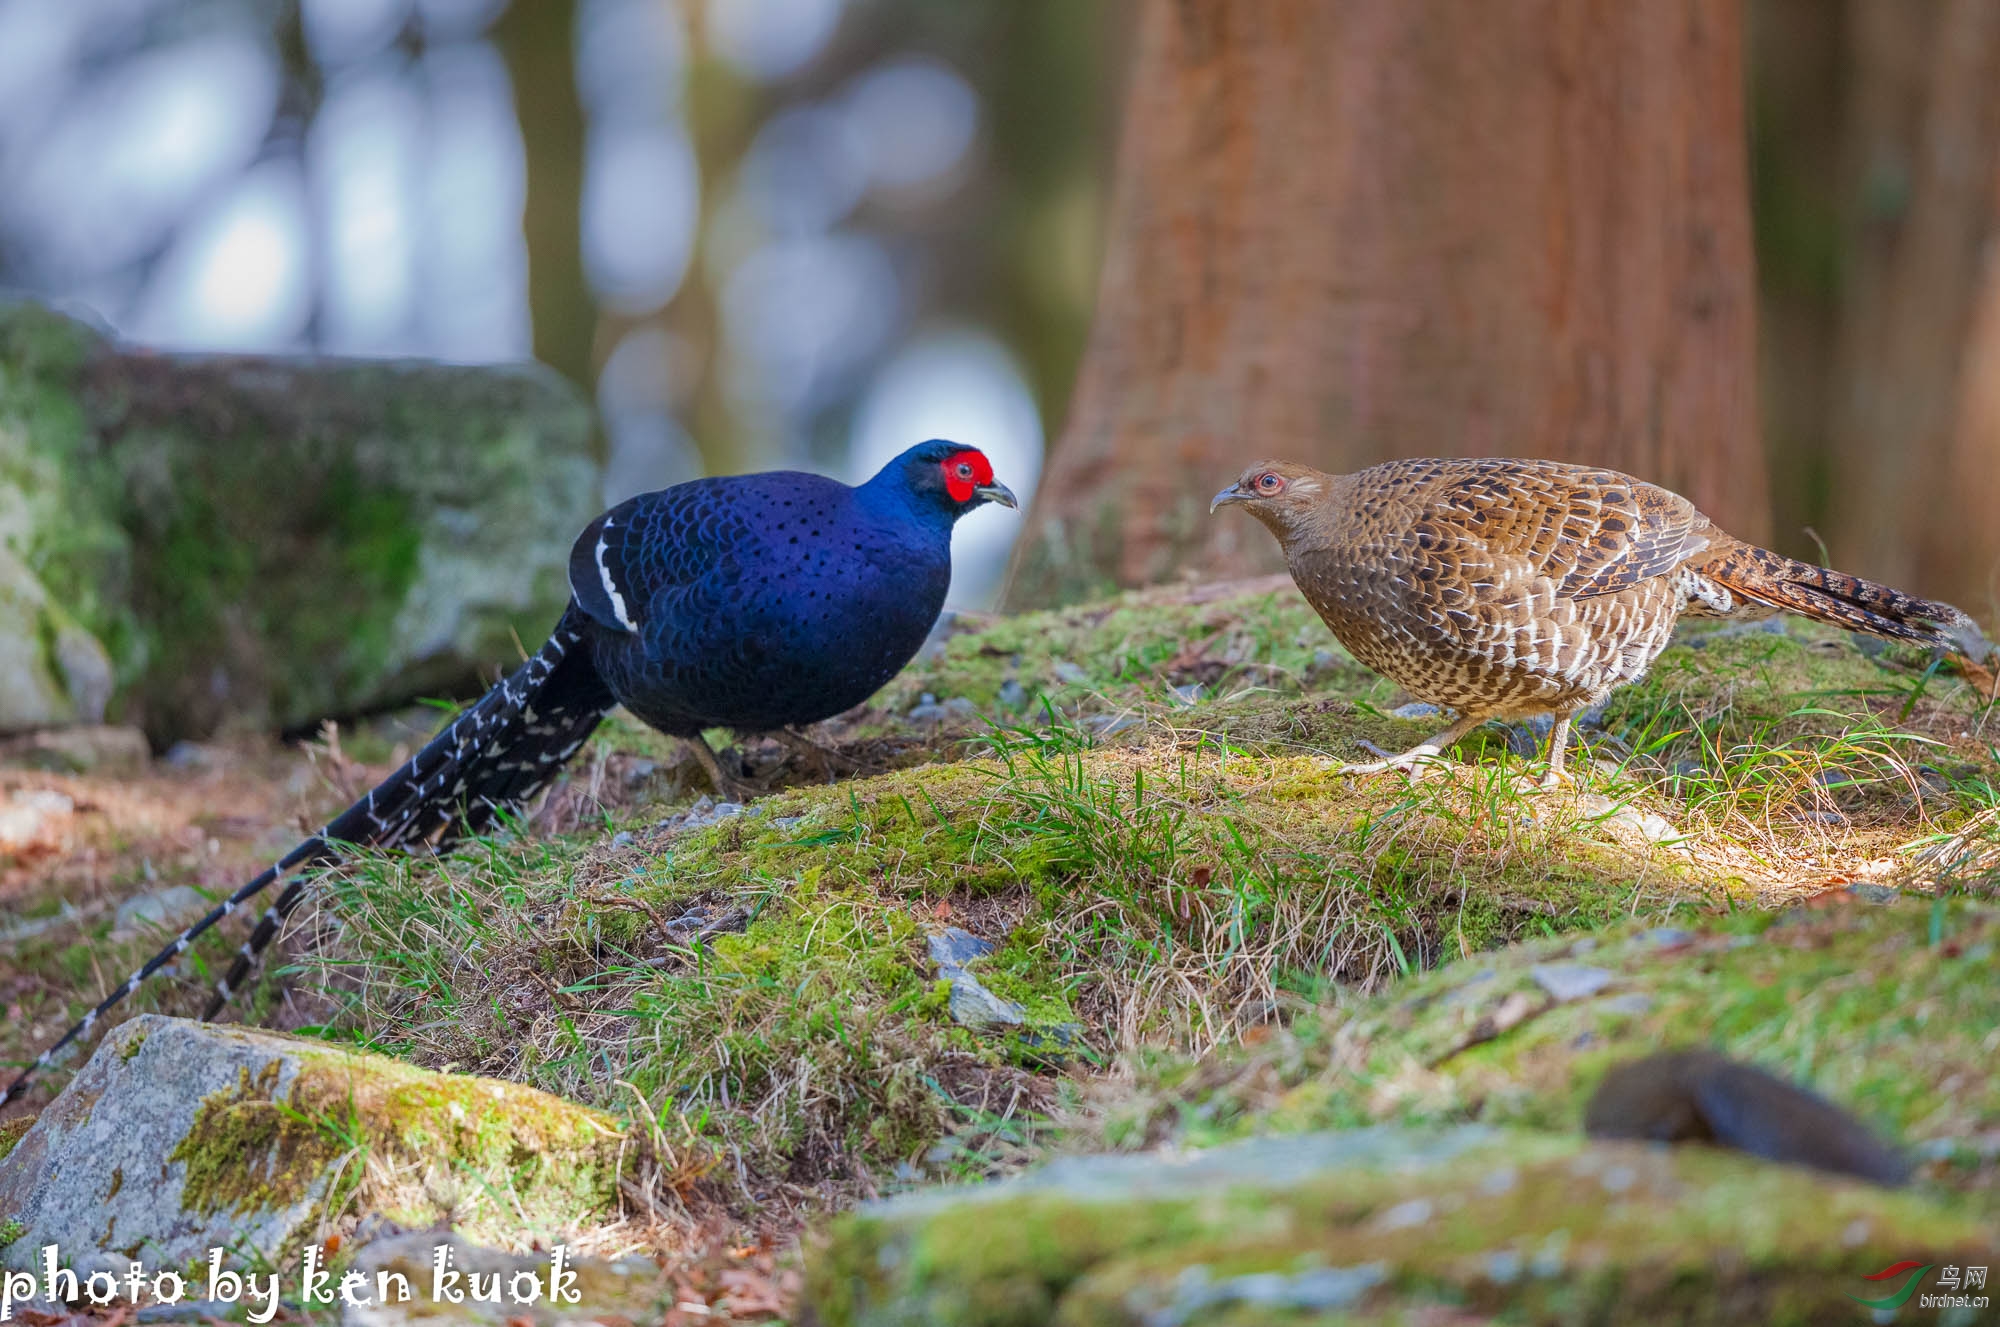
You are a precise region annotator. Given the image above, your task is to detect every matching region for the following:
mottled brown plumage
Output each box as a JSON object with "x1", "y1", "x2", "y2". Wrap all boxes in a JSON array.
[{"x1": 1212, "y1": 457, "x2": 1978, "y2": 783}]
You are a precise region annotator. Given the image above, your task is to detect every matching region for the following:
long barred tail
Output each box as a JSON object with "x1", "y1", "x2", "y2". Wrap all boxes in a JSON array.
[
  {"x1": 1694, "y1": 541, "x2": 1981, "y2": 652},
  {"x1": 3, "y1": 603, "x2": 614, "y2": 1108}
]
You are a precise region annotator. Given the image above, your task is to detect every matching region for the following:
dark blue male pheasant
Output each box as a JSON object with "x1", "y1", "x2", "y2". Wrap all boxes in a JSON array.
[{"x1": 4, "y1": 439, "x2": 1015, "y2": 1106}]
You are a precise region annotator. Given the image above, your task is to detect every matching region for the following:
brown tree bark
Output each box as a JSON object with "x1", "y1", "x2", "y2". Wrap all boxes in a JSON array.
[
  {"x1": 1005, "y1": 0, "x2": 1766, "y2": 609},
  {"x1": 1819, "y1": 0, "x2": 2000, "y2": 622}
]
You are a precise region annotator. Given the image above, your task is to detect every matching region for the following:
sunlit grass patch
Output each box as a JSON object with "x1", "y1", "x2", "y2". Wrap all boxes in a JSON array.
[{"x1": 295, "y1": 713, "x2": 1729, "y2": 1214}]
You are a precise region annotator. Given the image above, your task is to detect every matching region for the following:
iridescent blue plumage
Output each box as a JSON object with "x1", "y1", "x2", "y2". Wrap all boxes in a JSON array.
[
  {"x1": 571, "y1": 441, "x2": 994, "y2": 735},
  {"x1": 5, "y1": 439, "x2": 1014, "y2": 1107}
]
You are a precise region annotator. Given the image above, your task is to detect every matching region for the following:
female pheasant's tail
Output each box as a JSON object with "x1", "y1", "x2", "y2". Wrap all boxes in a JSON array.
[
  {"x1": 2, "y1": 604, "x2": 614, "y2": 1108},
  {"x1": 1693, "y1": 541, "x2": 1981, "y2": 653}
]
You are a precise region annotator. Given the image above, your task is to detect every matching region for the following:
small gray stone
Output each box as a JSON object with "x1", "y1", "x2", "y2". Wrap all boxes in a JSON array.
[
  {"x1": 1847, "y1": 883, "x2": 1902, "y2": 904},
  {"x1": 997, "y1": 679, "x2": 1030, "y2": 711},
  {"x1": 1639, "y1": 927, "x2": 1694, "y2": 948},
  {"x1": 908, "y1": 696, "x2": 981, "y2": 725},
  {"x1": 1597, "y1": 993, "x2": 1655, "y2": 1016},
  {"x1": 1390, "y1": 702, "x2": 1442, "y2": 720},
  {"x1": 112, "y1": 884, "x2": 209, "y2": 938},
  {"x1": 927, "y1": 928, "x2": 1026, "y2": 1030},
  {"x1": 1374, "y1": 1197, "x2": 1433, "y2": 1230},
  {"x1": 1051, "y1": 660, "x2": 1090, "y2": 685},
  {"x1": 656, "y1": 796, "x2": 755, "y2": 834},
  {"x1": 0, "y1": 900, "x2": 80, "y2": 943},
  {"x1": 927, "y1": 927, "x2": 997, "y2": 969},
  {"x1": 0, "y1": 724, "x2": 149, "y2": 775},
  {"x1": 1530, "y1": 962, "x2": 1615, "y2": 1002},
  {"x1": 946, "y1": 978, "x2": 1028, "y2": 1030},
  {"x1": 161, "y1": 740, "x2": 215, "y2": 769},
  {"x1": 609, "y1": 830, "x2": 635, "y2": 848},
  {"x1": 1170, "y1": 682, "x2": 1205, "y2": 705}
]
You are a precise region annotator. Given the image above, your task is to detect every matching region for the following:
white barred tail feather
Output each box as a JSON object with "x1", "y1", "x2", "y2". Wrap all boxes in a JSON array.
[
  {"x1": 2, "y1": 606, "x2": 614, "y2": 1108},
  {"x1": 1693, "y1": 541, "x2": 1979, "y2": 649}
]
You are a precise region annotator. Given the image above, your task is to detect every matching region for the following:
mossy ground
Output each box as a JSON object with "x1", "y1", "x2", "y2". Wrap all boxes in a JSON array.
[
  {"x1": 1085, "y1": 897, "x2": 2000, "y2": 1205},
  {"x1": 3, "y1": 578, "x2": 1998, "y2": 1298}
]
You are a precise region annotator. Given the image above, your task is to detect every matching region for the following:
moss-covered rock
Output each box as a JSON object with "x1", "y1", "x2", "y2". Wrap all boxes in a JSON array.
[
  {"x1": 0, "y1": 298, "x2": 599, "y2": 743},
  {"x1": 0, "y1": 1015, "x2": 625, "y2": 1276},
  {"x1": 0, "y1": 545, "x2": 112, "y2": 733},
  {"x1": 807, "y1": 1126, "x2": 1996, "y2": 1326},
  {"x1": 1090, "y1": 896, "x2": 2000, "y2": 1212}
]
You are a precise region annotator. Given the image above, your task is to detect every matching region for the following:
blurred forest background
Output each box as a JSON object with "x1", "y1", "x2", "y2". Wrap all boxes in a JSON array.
[{"x1": 1, "y1": 0, "x2": 1997, "y2": 624}]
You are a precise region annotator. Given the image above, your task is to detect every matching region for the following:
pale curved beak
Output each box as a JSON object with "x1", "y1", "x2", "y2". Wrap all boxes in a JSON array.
[
  {"x1": 974, "y1": 481, "x2": 1019, "y2": 509},
  {"x1": 1210, "y1": 484, "x2": 1246, "y2": 514}
]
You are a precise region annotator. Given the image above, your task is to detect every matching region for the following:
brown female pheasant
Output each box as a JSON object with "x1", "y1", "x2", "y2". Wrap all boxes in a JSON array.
[{"x1": 1212, "y1": 457, "x2": 1978, "y2": 785}]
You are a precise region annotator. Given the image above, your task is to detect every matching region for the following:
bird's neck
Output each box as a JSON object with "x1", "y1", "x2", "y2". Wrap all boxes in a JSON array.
[{"x1": 855, "y1": 478, "x2": 955, "y2": 541}]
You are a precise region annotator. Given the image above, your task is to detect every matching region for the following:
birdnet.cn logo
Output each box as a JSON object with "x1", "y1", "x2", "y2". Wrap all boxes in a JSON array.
[{"x1": 1849, "y1": 1260, "x2": 1988, "y2": 1314}]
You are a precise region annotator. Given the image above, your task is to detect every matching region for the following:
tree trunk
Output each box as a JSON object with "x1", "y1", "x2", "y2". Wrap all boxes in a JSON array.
[
  {"x1": 1819, "y1": 0, "x2": 2000, "y2": 622},
  {"x1": 1004, "y1": 0, "x2": 1765, "y2": 609},
  {"x1": 496, "y1": 0, "x2": 595, "y2": 389}
]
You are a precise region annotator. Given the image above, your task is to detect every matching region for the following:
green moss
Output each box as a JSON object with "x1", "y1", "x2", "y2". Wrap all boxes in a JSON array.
[
  {"x1": 1087, "y1": 898, "x2": 2000, "y2": 1209},
  {"x1": 810, "y1": 1129, "x2": 1995, "y2": 1327},
  {"x1": 170, "y1": 1060, "x2": 346, "y2": 1219},
  {"x1": 0, "y1": 1114, "x2": 33, "y2": 1163},
  {"x1": 0, "y1": 1218, "x2": 22, "y2": 1250},
  {"x1": 970, "y1": 926, "x2": 1080, "y2": 1029},
  {"x1": 164, "y1": 1034, "x2": 623, "y2": 1248},
  {"x1": 874, "y1": 581, "x2": 1374, "y2": 720}
]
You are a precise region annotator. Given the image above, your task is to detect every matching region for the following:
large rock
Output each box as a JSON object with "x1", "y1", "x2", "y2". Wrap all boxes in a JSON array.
[
  {"x1": 808, "y1": 1126, "x2": 1997, "y2": 1325},
  {"x1": 0, "y1": 545, "x2": 111, "y2": 732},
  {"x1": 0, "y1": 1015, "x2": 626, "y2": 1275},
  {"x1": 0, "y1": 299, "x2": 600, "y2": 743}
]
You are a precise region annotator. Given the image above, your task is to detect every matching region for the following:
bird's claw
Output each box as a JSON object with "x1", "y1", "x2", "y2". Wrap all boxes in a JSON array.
[
  {"x1": 682, "y1": 737, "x2": 764, "y2": 802},
  {"x1": 1332, "y1": 751, "x2": 1451, "y2": 781}
]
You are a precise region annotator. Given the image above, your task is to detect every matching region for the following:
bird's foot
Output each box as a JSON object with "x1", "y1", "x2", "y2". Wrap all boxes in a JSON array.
[
  {"x1": 1535, "y1": 765, "x2": 1574, "y2": 791},
  {"x1": 1334, "y1": 740, "x2": 1453, "y2": 781},
  {"x1": 681, "y1": 737, "x2": 762, "y2": 803}
]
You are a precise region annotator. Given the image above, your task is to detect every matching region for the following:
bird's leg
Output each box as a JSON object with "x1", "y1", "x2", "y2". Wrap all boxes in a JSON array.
[
  {"x1": 1337, "y1": 713, "x2": 1484, "y2": 779},
  {"x1": 1538, "y1": 715, "x2": 1575, "y2": 789},
  {"x1": 681, "y1": 734, "x2": 759, "y2": 803}
]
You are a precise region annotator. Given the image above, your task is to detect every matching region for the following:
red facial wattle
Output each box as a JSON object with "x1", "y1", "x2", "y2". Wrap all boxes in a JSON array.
[{"x1": 942, "y1": 449, "x2": 994, "y2": 504}]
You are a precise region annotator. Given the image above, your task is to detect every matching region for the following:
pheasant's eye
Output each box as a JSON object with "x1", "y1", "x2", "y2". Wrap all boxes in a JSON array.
[
  {"x1": 956, "y1": 462, "x2": 974, "y2": 479},
  {"x1": 1258, "y1": 472, "x2": 1282, "y2": 492}
]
